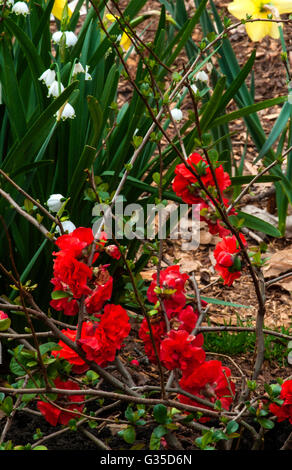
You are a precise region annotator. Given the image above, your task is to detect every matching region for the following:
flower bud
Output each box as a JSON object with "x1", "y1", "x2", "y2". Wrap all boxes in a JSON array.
[
  {"x1": 47, "y1": 80, "x2": 65, "y2": 98},
  {"x1": 105, "y1": 245, "x2": 121, "y2": 260},
  {"x1": 39, "y1": 69, "x2": 56, "y2": 87},
  {"x1": 56, "y1": 103, "x2": 76, "y2": 121},
  {"x1": 47, "y1": 194, "x2": 64, "y2": 213},
  {"x1": 170, "y1": 108, "x2": 183, "y2": 122},
  {"x1": 0, "y1": 311, "x2": 11, "y2": 331},
  {"x1": 196, "y1": 70, "x2": 209, "y2": 83},
  {"x1": 12, "y1": 1, "x2": 29, "y2": 15},
  {"x1": 56, "y1": 220, "x2": 76, "y2": 234},
  {"x1": 217, "y1": 251, "x2": 234, "y2": 267}
]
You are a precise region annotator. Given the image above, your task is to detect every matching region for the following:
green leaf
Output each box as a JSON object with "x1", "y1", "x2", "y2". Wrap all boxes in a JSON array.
[
  {"x1": 39, "y1": 342, "x2": 62, "y2": 356},
  {"x1": 153, "y1": 404, "x2": 168, "y2": 424},
  {"x1": 4, "y1": 17, "x2": 45, "y2": 109},
  {"x1": 51, "y1": 290, "x2": 71, "y2": 300},
  {"x1": 257, "y1": 418, "x2": 275, "y2": 430},
  {"x1": 0, "y1": 37, "x2": 27, "y2": 140},
  {"x1": 255, "y1": 101, "x2": 292, "y2": 163},
  {"x1": 3, "y1": 81, "x2": 79, "y2": 172},
  {"x1": 122, "y1": 425, "x2": 136, "y2": 444},
  {"x1": 230, "y1": 175, "x2": 281, "y2": 185},
  {"x1": 1, "y1": 396, "x2": 13, "y2": 416},
  {"x1": 199, "y1": 296, "x2": 251, "y2": 309},
  {"x1": 230, "y1": 211, "x2": 281, "y2": 237},
  {"x1": 209, "y1": 96, "x2": 287, "y2": 130},
  {"x1": 87, "y1": 96, "x2": 103, "y2": 148},
  {"x1": 226, "y1": 420, "x2": 239, "y2": 435}
]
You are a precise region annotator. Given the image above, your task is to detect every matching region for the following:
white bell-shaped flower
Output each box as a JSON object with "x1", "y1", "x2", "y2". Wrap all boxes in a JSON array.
[
  {"x1": 12, "y1": 1, "x2": 29, "y2": 15},
  {"x1": 196, "y1": 70, "x2": 209, "y2": 83},
  {"x1": 57, "y1": 103, "x2": 76, "y2": 121},
  {"x1": 47, "y1": 80, "x2": 65, "y2": 98},
  {"x1": 47, "y1": 194, "x2": 64, "y2": 213},
  {"x1": 56, "y1": 220, "x2": 76, "y2": 234},
  {"x1": 170, "y1": 108, "x2": 183, "y2": 122},
  {"x1": 39, "y1": 69, "x2": 56, "y2": 87}
]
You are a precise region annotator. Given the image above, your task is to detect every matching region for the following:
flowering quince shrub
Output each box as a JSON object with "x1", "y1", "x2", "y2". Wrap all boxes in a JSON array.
[{"x1": 1, "y1": 0, "x2": 292, "y2": 453}]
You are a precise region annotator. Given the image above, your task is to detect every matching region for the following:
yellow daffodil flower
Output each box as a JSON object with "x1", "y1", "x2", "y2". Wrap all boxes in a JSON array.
[
  {"x1": 105, "y1": 13, "x2": 132, "y2": 52},
  {"x1": 52, "y1": 0, "x2": 72, "y2": 21},
  {"x1": 227, "y1": 0, "x2": 292, "y2": 41}
]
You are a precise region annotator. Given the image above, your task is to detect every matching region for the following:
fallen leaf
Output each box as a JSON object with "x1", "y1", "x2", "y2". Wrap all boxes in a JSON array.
[{"x1": 263, "y1": 247, "x2": 292, "y2": 291}]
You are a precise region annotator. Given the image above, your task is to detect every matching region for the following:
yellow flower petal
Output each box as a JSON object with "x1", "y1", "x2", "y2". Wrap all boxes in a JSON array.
[
  {"x1": 245, "y1": 13, "x2": 280, "y2": 41},
  {"x1": 120, "y1": 31, "x2": 132, "y2": 52},
  {"x1": 52, "y1": 0, "x2": 72, "y2": 21},
  {"x1": 272, "y1": 0, "x2": 292, "y2": 15},
  {"x1": 227, "y1": 0, "x2": 258, "y2": 19},
  {"x1": 105, "y1": 13, "x2": 119, "y2": 23}
]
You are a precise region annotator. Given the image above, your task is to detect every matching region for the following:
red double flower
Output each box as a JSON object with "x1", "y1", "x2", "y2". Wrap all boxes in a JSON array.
[
  {"x1": 37, "y1": 377, "x2": 85, "y2": 426},
  {"x1": 269, "y1": 380, "x2": 292, "y2": 424},
  {"x1": 213, "y1": 233, "x2": 247, "y2": 286}
]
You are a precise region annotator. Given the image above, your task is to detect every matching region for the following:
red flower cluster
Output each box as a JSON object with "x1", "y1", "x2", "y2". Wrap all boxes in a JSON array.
[
  {"x1": 37, "y1": 377, "x2": 85, "y2": 426},
  {"x1": 50, "y1": 227, "x2": 120, "y2": 316},
  {"x1": 172, "y1": 152, "x2": 247, "y2": 286},
  {"x1": 213, "y1": 233, "x2": 247, "y2": 286},
  {"x1": 160, "y1": 329, "x2": 205, "y2": 375},
  {"x1": 179, "y1": 360, "x2": 235, "y2": 419},
  {"x1": 138, "y1": 317, "x2": 167, "y2": 364},
  {"x1": 269, "y1": 380, "x2": 292, "y2": 424},
  {"x1": 173, "y1": 152, "x2": 232, "y2": 238},
  {"x1": 52, "y1": 304, "x2": 130, "y2": 370},
  {"x1": 173, "y1": 152, "x2": 231, "y2": 205},
  {"x1": 147, "y1": 265, "x2": 189, "y2": 315},
  {"x1": 138, "y1": 264, "x2": 235, "y2": 419}
]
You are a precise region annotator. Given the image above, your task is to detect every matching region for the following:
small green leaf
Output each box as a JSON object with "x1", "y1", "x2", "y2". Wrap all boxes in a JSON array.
[
  {"x1": 153, "y1": 404, "x2": 168, "y2": 424},
  {"x1": 226, "y1": 420, "x2": 239, "y2": 435},
  {"x1": 122, "y1": 425, "x2": 136, "y2": 444}
]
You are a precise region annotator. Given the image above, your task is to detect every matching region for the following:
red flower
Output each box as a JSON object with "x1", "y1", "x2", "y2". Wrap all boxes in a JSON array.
[
  {"x1": 177, "y1": 305, "x2": 204, "y2": 346},
  {"x1": 172, "y1": 152, "x2": 231, "y2": 205},
  {"x1": 52, "y1": 305, "x2": 130, "y2": 369},
  {"x1": 147, "y1": 265, "x2": 189, "y2": 315},
  {"x1": 106, "y1": 244, "x2": 121, "y2": 260},
  {"x1": 138, "y1": 317, "x2": 166, "y2": 363},
  {"x1": 270, "y1": 380, "x2": 292, "y2": 424},
  {"x1": 213, "y1": 234, "x2": 247, "y2": 286},
  {"x1": 53, "y1": 251, "x2": 93, "y2": 298},
  {"x1": 50, "y1": 278, "x2": 79, "y2": 316},
  {"x1": 37, "y1": 377, "x2": 85, "y2": 426},
  {"x1": 179, "y1": 360, "x2": 235, "y2": 420},
  {"x1": 85, "y1": 273, "x2": 113, "y2": 315},
  {"x1": 55, "y1": 227, "x2": 94, "y2": 257},
  {"x1": 0, "y1": 311, "x2": 8, "y2": 320},
  {"x1": 160, "y1": 329, "x2": 205, "y2": 374},
  {"x1": 78, "y1": 305, "x2": 131, "y2": 366},
  {"x1": 51, "y1": 328, "x2": 88, "y2": 374}
]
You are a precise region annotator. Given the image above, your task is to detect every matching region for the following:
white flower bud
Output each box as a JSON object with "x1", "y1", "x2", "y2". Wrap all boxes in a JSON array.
[
  {"x1": 65, "y1": 31, "x2": 78, "y2": 47},
  {"x1": 56, "y1": 220, "x2": 76, "y2": 234},
  {"x1": 52, "y1": 31, "x2": 64, "y2": 45},
  {"x1": 84, "y1": 65, "x2": 92, "y2": 81},
  {"x1": 39, "y1": 69, "x2": 56, "y2": 87},
  {"x1": 170, "y1": 108, "x2": 183, "y2": 122},
  {"x1": 191, "y1": 84, "x2": 198, "y2": 94},
  {"x1": 72, "y1": 62, "x2": 85, "y2": 76},
  {"x1": 47, "y1": 194, "x2": 64, "y2": 213},
  {"x1": 56, "y1": 103, "x2": 76, "y2": 121},
  {"x1": 12, "y1": 1, "x2": 29, "y2": 15},
  {"x1": 47, "y1": 80, "x2": 64, "y2": 98},
  {"x1": 196, "y1": 70, "x2": 209, "y2": 83}
]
